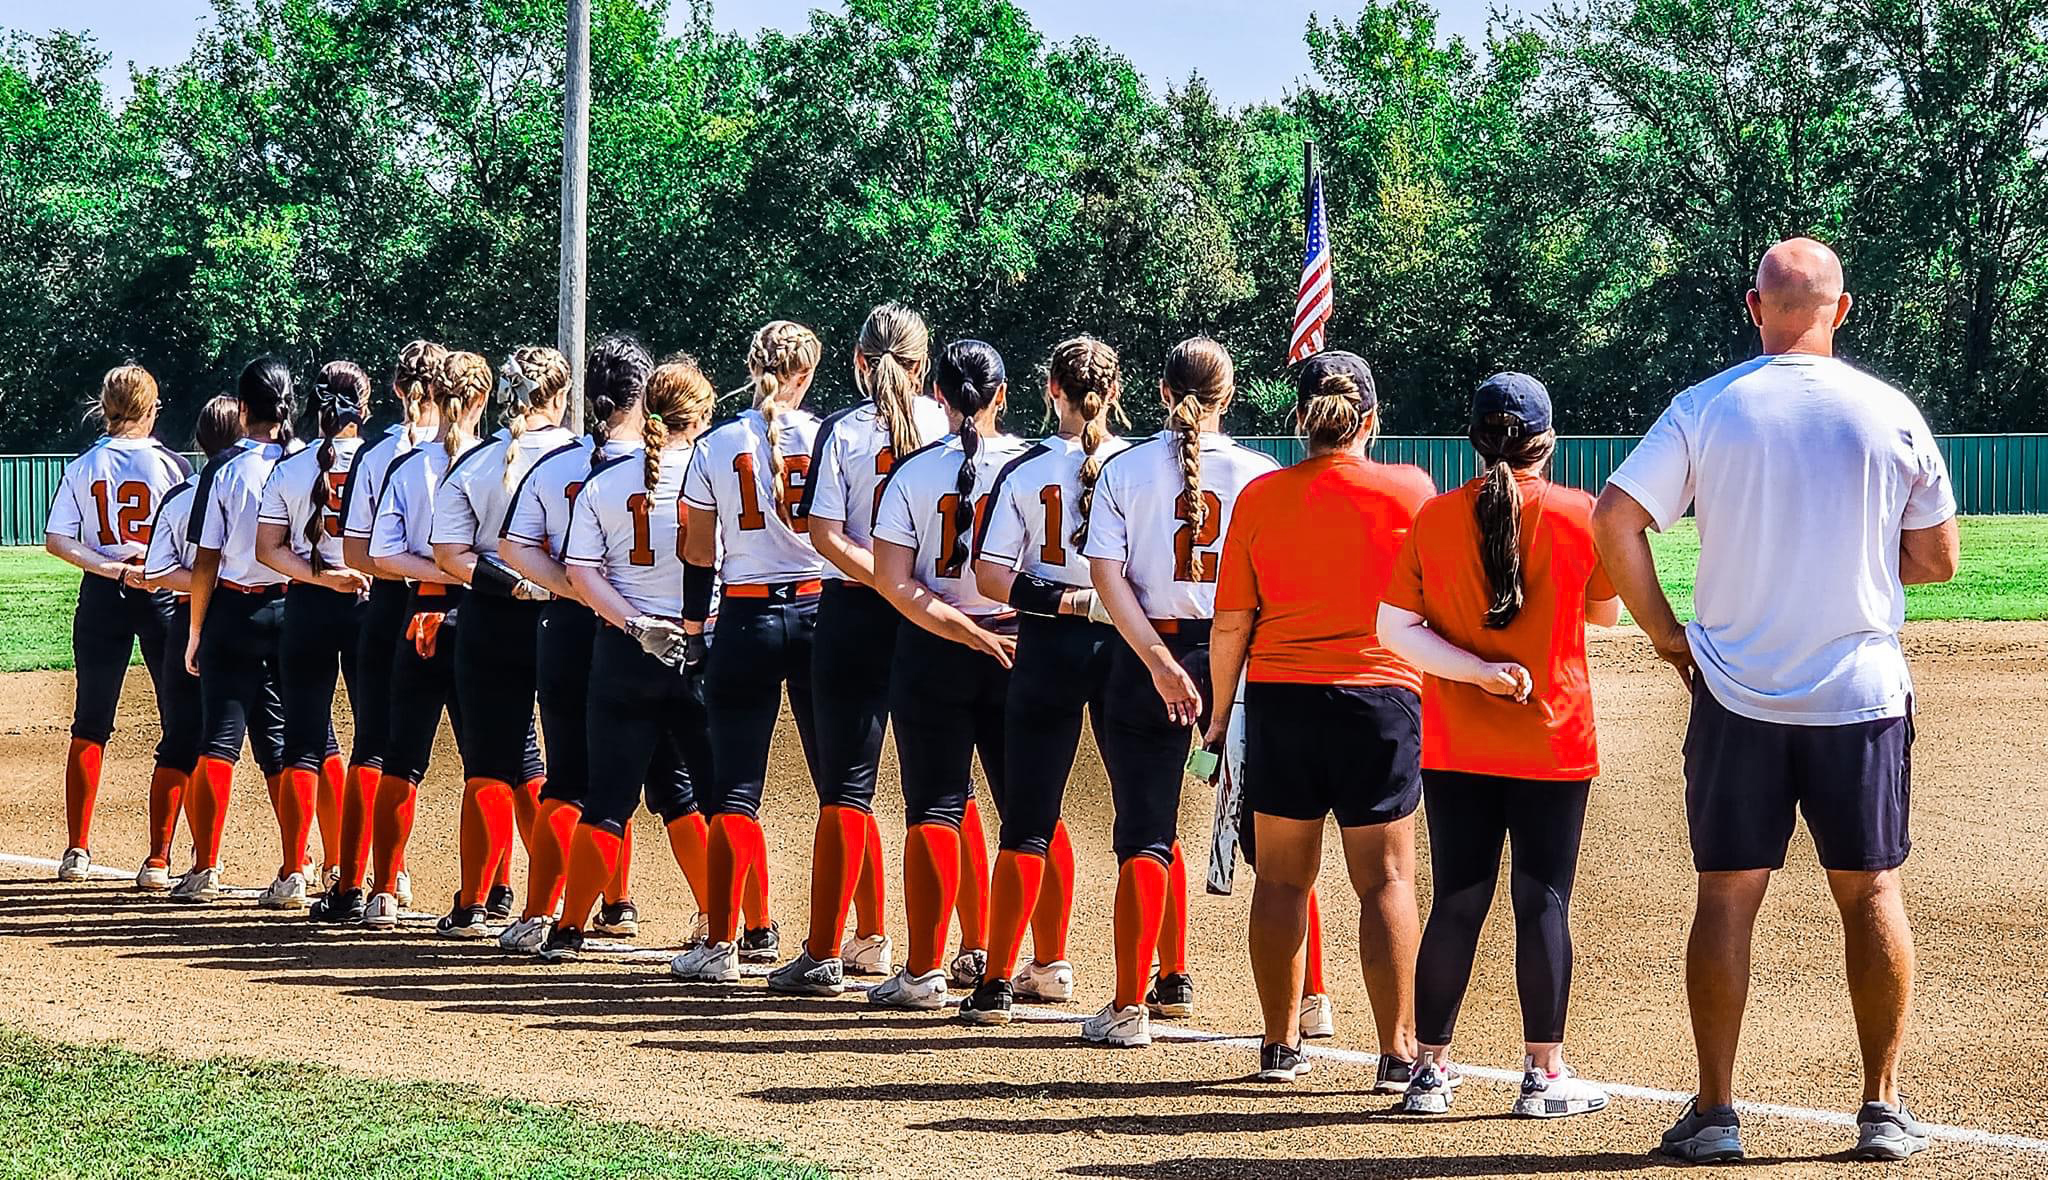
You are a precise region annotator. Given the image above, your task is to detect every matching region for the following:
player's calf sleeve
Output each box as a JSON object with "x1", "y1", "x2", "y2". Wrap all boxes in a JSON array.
[
  {"x1": 664, "y1": 812, "x2": 709, "y2": 913},
  {"x1": 903, "y1": 822, "x2": 962, "y2": 976},
  {"x1": 317, "y1": 755, "x2": 344, "y2": 869},
  {"x1": 608, "y1": 818, "x2": 634, "y2": 902},
  {"x1": 853, "y1": 810, "x2": 886, "y2": 938},
  {"x1": 1304, "y1": 888, "x2": 1327, "y2": 996},
  {"x1": 521, "y1": 799, "x2": 579, "y2": 919},
  {"x1": 458, "y1": 778, "x2": 515, "y2": 907},
  {"x1": 708, "y1": 814, "x2": 759, "y2": 944},
  {"x1": 63, "y1": 738, "x2": 105, "y2": 850},
  {"x1": 277, "y1": 768, "x2": 318, "y2": 877},
  {"x1": 370, "y1": 775, "x2": 418, "y2": 894},
  {"x1": 987, "y1": 849, "x2": 1045, "y2": 982},
  {"x1": 340, "y1": 767, "x2": 377, "y2": 889},
  {"x1": 1113, "y1": 854, "x2": 1169, "y2": 1011},
  {"x1": 1032, "y1": 820, "x2": 1076, "y2": 964},
  {"x1": 806, "y1": 805, "x2": 866, "y2": 959},
  {"x1": 512, "y1": 778, "x2": 542, "y2": 853},
  {"x1": 955, "y1": 797, "x2": 990, "y2": 950},
  {"x1": 145, "y1": 766, "x2": 186, "y2": 867},
  {"x1": 559, "y1": 823, "x2": 621, "y2": 933},
  {"x1": 1157, "y1": 840, "x2": 1189, "y2": 976},
  {"x1": 188, "y1": 756, "x2": 236, "y2": 869}
]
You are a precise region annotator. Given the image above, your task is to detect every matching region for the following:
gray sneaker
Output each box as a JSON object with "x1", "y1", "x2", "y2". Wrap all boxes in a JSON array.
[
  {"x1": 1398, "y1": 1052, "x2": 1462, "y2": 1114},
  {"x1": 766, "y1": 948, "x2": 845, "y2": 996},
  {"x1": 1852, "y1": 1100, "x2": 1929, "y2": 1162},
  {"x1": 1658, "y1": 1098, "x2": 1744, "y2": 1163}
]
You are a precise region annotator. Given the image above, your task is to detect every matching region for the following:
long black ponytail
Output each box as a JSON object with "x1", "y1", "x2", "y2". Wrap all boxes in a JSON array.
[
  {"x1": 584, "y1": 333, "x2": 653, "y2": 475},
  {"x1": 237, "y1": 355, "x2": 297, "y2": 447},
  {"x1": 304, "y1": 362, "x2": 370, "y2": 570},
  {"x1": 932, "y1": 339, "x2": 1006, "y2": 572}
]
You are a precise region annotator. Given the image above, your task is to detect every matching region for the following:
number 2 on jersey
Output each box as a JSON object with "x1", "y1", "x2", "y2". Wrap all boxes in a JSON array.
[{"x1": 1173, "y1": 491, "x2": 1222, "y2": 583}]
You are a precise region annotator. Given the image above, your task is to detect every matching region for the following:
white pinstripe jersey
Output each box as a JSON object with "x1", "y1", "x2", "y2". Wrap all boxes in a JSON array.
[
  {"x1": 46, "y1": 435, "x2": 192, "y2": 564},
  {"x1": 258, "y1": 436, "x2": 364, "y2": 568},
  {"x1": 873, "y1": 432, "x2": 1031, "y2": 617},
  {"x1": 564, "y1": 444, "x2": 699, "y2": 619},
  {"x1": 680, "y1": 407, "x2": 822, "y2": 584},
  {"x1": 802, "y1": 398, "x2": 954, "y2": 551},
  {"x1": 430, "y1": 424, "x2": 575, "y2": 558},
  {"x1": 975, "y1": 433, "x2": 1132, "y2": 588},
  {"x1": 1080, "y1": 429, "x2": 1279, "y2": 619}
]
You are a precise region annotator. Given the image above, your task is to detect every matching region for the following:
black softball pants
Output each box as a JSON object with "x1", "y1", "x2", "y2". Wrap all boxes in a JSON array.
[
  {"x1": 998, "y1": 614, "x2": 1115, "y2": 855},
  {"x1": 809, "y1": 580, "x2": 900, "y2": 814},
  {"x1": 1414, "y1": 769, "x2": 1592, "y2": 1046},
  {"x1": 581, "y1": 625, "x2": 711, "y2": 831},
  {"x1": 452, "y1": 591, "x2": 545, "y2": 786},
  {"x1": 889, "y1": 622, "x2": 1008, "y2": 829},
  {"x1": 280, "y1": 582, "x2": 364, "y2": 772},
  {"x1": 70, "y1": 571, "x2": 174, "y2": 762},
  {"x1": 350, "y1": 578, "x2": 410, "y2": 772},
  {"x1": 702, "y1": 592, "x2": 820, "y2": 819},
  {"x1": 381, "y1": 587, "x2": 463, "y2": 786},
  {"x1": 157, "y1": 600, "x2": 201, "y2": 773},
  {"x1": 535, "y1": 599, "x2": 596, "y2": 807},
  {"x1": 1098, "y1": 626, "x2": 1212, "y2": 865},
  {"x1": 196, "y1": 587, "x2": 287, "y2": 774}
]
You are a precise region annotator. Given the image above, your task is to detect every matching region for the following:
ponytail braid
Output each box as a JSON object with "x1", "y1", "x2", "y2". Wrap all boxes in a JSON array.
[
  {"x1": 1046, "y1": 336, "x2": 1123, "y2": 550},
  {"x1": 303, "y1": 361, "x2": 370, "y2": 570},
  {"x1": 435, "y1": 351, "x2": 494, "y2": 464},
  {"x1": 392, "y1": 340, "x2": 447, "y2": 447},
  {"x1": 644, "y1": 357, "x2": 718, "y2": 491},
  {"x1": 933, "y1": 339, "x2": 1008, "y2": 572},
  {"x1": 1161, "y1": 337, "x2": 1234, "y2": 534},
  {"x1": 583, "y1": 334, "x2": 654, "y2": 477},
  {"x1": 747, "y1": 320, "x2": 822, "y2": 511},
  {"x1": 497, "y1": 346, "x2": 571, "y2": 490}
]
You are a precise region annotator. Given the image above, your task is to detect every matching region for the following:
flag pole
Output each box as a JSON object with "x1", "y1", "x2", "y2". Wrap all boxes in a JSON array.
[
  {"x1": 1303, "y1": 140, "x2": 1315, "y2": 223},
  {"x1": 558, "y1": 0, "x2": 591, "y2": 432}
]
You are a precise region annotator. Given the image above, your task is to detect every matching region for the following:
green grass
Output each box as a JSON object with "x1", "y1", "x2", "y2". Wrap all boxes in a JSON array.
[
  {"x1": 0, "y1": 1026, "x2": 826, "y2": 1180},
  {"x1": 0, "y1": 519, "x2": 2040, "y2": 674}
]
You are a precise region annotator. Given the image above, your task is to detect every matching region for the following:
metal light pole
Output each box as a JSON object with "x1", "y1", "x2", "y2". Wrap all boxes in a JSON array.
[{"x1": 558, "y1": 0, "x2": 590, "y2": 430}]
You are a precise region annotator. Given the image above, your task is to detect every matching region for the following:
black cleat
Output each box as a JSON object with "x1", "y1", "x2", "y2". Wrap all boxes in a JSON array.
[
  {"x1": 308, "y1": 886, "x2": 366, "y2": 924},
  {"x1": 958, "y1": 978, "x2": 1014, "y2": 1026},
  {"x1": 1146, "y1": 972, "x2": 1194, "y2": 1019},
  {"x1": 593, "y1": 900, "x2": 640, "y2": 937},
  {"x1": 738, "y1": 920, "x2": 781, "y2": 963},
  {"x1": 484, "y1": 883, "x2": 515, "y2": 923},
  {"x1": 1257, "y1": 1041, "x2": 1313, "y2": 1082},
  {"x1": 538, "y1": 924, "x2": 585, "y2": 962},
  {"x1": 435, "y1": 894, "x2": 492, "y2": 939}
]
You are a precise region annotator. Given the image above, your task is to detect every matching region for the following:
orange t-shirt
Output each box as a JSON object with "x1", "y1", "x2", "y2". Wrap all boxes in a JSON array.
[
  {"x1": 1215, "y1": 453, "x2": 1434, "y2": 690},
  {"x1": 1382, "y1": 474, "x2": 1616, "y2": 780}
]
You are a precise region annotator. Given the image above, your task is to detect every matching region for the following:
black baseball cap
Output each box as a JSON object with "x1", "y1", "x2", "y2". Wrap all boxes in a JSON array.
[
  {"x1": 1294, "y1": 350, "x2": 1378, "y2": 411},
  {"x1": 1471, "y1": 371, "x2": 1552, "y2": 434}
]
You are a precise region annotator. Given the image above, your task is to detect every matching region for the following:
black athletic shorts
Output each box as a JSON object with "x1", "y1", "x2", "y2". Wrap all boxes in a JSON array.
[
  {"x1": 1243, "y1": 681, "x2": 1422, "y2": 828},
  {"x1": 1683, "y1": 680, "x2": 1913, "y2": 873}
]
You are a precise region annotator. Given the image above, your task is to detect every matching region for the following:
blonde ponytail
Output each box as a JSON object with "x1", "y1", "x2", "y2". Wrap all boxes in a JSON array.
[
  {"x1": 855, "y1": 302, "x2": 931, "y2": 459},
  {"x1": 1161, "y1": 336, "x2": 1233, "y2": 533},
  {"x1": 393, "y1": 340, "x2": 447, "y2": 447},
  {"x1": 1046, "y1": 336, "x2": 1123, "y2": 550},
  {"x1": 435, "y1": 351, "x2": 493, "y2": 463},
  {"x1": 497, "y1": 346, "x2": 571, "y2": 489},
  {"x1": 645, "y1": 356, "x2": 718, "y2": 491},
  {"x1": 746, "y1": 320, "x2": 822, "y2": 511}
]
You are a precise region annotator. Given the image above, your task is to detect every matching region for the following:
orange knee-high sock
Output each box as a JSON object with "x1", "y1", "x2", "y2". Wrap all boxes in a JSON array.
[
  {"x1": 903, "y1": 822, "x2": 962, "y2": 976},
  {"x1": 987, "y1": 849, "x2": 1045, "y2": 981},
  {"x1": 741, "y1": 823, "x2": 770, "y2": 930},
  {"x1": 1303, "y1": 887, "x2": 1327, "y2": 995},
  {"x1": 188, "y1": 756, "x2": 235, "y2": 870},
  {"x1": 607, "y1": 818, "x2": 634, "y2": 902},
  {"x1": 277, "y1": 768, "x2": 318, "y2": 878},
  {"x1": 370, "y1": 775, "x2": 418, "y2": 895},
  {"x1": 1032, "y1": 820, "x2": 1076, "y2": 964},
  {"x1": 1113, "y1": 855, "x2": 1169, "y2": 1011},
  {"x1": 559, "y1": 823, "x2": 621, "y2": 933},
  {"x1": 955, "y1": 797, "x2": 990, "y2": 952},
  {"x1": 664, "y1": 812, "x2": 710, "y2": 913},
  {"x1": 145, "y1": 766, "x2": 186, "y2": 867},
  {"x1": 806, "y1": 805, "x2": 867, "y2": 959},
  {"x1": 458, "y1": 778, "x2": 516, "y2": 907},
  {"x1": 521, "y1": 798, "x2": 579, "y2": 919},
  {"x1": 340, "y1": 766, "x2": 377, "y2": 889},
  {"x1": 316, "y1": 755, "x2": 344, "y2": 870},
  {"x1": 512, "y1": 778, "x2": 542, "y2": 852},
  {"x1": 709, "y1": 814, "x2": 768, "y2": 944},
  {"x1": 853, "y1": 810, "x2": 886, "y2": 939},
  {"x1": 1157, "y1": 840, "x2": 1189, "y2": 977},
  {"x1": 63, "y1": 738, "x2": 104, "y2": 851}
]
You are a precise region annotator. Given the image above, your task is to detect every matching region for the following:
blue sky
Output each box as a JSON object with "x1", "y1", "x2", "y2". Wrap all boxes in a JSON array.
[{"x1": 1, "y1": 0, "x2": 1518, "y2": 106}]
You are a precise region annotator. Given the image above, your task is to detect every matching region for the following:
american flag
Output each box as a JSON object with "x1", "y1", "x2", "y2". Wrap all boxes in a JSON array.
[{"x1": 1288, "y1": 159, "x2": 1332, "y2": 364}]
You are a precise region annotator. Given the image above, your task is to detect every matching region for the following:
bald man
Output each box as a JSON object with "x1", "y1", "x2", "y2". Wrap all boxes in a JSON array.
[{"x1": 1593, "y1": 238, "x2": 1959, "y2": 1163}]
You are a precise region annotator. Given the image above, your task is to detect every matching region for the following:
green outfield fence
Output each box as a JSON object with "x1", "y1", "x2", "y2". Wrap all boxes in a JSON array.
[{"x1": 3, "y1": 435, "x2": 2043, "y2": 545}]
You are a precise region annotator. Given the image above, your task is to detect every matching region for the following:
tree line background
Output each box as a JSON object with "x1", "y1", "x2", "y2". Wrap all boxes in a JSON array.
[{"x1": 2, "y1": 0, "x2": 2045, "y2": 451}]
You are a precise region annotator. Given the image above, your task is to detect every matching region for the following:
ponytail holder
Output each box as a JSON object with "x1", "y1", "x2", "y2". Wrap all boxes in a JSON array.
[
  {"x1": 647, "y1": 411, "x2": 664, "y2": 425},
  {"x1": 496, "y1": 356, "x2": 539, "y2": 406}
]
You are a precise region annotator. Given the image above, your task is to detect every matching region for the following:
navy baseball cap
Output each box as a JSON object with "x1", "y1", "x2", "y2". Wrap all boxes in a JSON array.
[
  {"x1": 1471, "y1": 371, "x2": 1552, "y2": 434},
  {"x1": 1294, "y1": 350, "x2": 1378, "y2": 411}
]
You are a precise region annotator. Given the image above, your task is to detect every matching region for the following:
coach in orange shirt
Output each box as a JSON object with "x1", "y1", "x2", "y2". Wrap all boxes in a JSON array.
[
  {"x1": 1207, "y1": 350, "x2": 1434, "y2": 1084},
  {"x1": 1378, "y1": 372, "x2": 1620, "y2": 1119}
]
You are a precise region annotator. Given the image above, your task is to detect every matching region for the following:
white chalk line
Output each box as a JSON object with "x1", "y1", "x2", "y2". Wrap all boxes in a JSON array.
[{"x1": 6, "y1": 850, "x2": 2047, "y2": 1157}]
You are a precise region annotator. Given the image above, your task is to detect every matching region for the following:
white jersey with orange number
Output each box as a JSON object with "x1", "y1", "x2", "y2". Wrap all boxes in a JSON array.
[
  {"x1": 680, "y1": 407, "x2": 822, "y2": 584},
  {"x1": 193, "y1": 438, "x2": 297, "y2": 587},
  {"x1": 802, "y1": 398, "x2": 954, "y2": 552},
  {"x1": 430, "y1": 424, "x2": 576, "y2": 558},
  {"x1": 142, "y1": 476, "x2": 200, "y2": 581},
  {"x1": 258, "y1": 436, "x2": 364, "y2": 569},
  {"x1": 339, "y1": 425, "x2": 412, "y2": 542},
  {"x1": 975, "y1": 433, "x2": 1132, "y2": 589},
  {"x1": 505, "y1": 437, "x2": 639, "y2": 555},
  {"x1": 1080, "y1": 429, "x2": 1279, "y2": 620},
  {"x1": 564, "y1": 445, "x2": 698, "y2": 619},
  {"x1": 369, "y1": 441, "x2": 481, "y2": 564},
  {"x1": 873, "y1": 432, "x2": 1032, "y2": 617},
  {"x1": 45, "y1": 436, "x2": 192, "y2": 565}
]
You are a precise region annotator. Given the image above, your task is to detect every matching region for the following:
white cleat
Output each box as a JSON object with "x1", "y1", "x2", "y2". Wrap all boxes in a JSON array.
[
  {"x1": 169, "y1": 866, "x2": 222, "y2": 904},
  {"x1": 670, "y1": 940, "x2": 741, "y2": 983},
  {"x1": 867, "y1": 968, "x2": 948, "y2": 1010},
  {"x1": 1513, "y1": 1058, "x2": 1609, "y2": 1118},
  {"x1": 948, "y1": 947, "x2": 988, "y2": 989},
  {"x1": 499, "y1": 915, "x2": 552, "y2": 953},
  {"x1": 135, "y1": 863, "x2": 172, "y2": 892},
  {"x1": 56, "y1": 848, "x2": 91, "y2": 881},
  {"x1": 393, "y1": 870, "x2": 414, "y2": 910},
  {"x1": 1080, "y1": 1002, "x2": 1151, "y2": 1047},
  {"x1": 258, "y1": 872, "x2": 310, "y2": 911},
  {"x1": 839, "y1": 932, "x2": 894, "y2": 977},
  {"x1": 1298, "y1": 992, "x2": 1336, "y2": 1040},
  {"x1": 361, "y1": 892, "x2": 401, "y2": 929},
  {"x1": 1012, "y1": 958, "x2": 1075, "y2": 1003}
]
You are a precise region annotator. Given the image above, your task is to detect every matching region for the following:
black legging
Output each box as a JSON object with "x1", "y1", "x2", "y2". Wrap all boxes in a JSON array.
[{"x1": 1415, "y1": 769, "x2": 1591, "y2": 1046}]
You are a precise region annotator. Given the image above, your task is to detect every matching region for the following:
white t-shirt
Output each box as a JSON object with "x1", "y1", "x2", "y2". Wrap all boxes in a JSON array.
[
  {"x1": 193, "y1": 438, "x2": 295, "y2": 587},
  {"x1": 976, "y1": 433, "x2": 1132, "y2": 588},
  {"x1": 1082, "y1": 429, "x2": 1279, "y2": 619},
  {"x1": 258, "y1": 436, "x2": 364, "y2": 570},
  {"x1": 370, "y1": 442, "x2": 481, "y2": 564},
  {"x1": 873, "y1": 432, "x2": 1032, "y2": 617},
  {"x1": 803, "y1": 398, "x2": 954, "y2": 552},
  {"x1": 1607, "y1": 353, "x2": 1957, "y2": 725},
  {"x1": 430, "y1": 424, "x2": 576, "y2": 558},
  {"x1": 681, "y1": 407, "x2": 823, "y2": 584},
  {"x1": 143, "y1": 476, "x2": 200, "y2": 582},
  {"x1": 340, "y1": 425, "x2": 412, "y2": 543},
  {"x1": 46, "y1": 435, "x2": 192, "y2": 565},
  {"x1": 565, "y1": 444, "x2": 695, "y2": 619}
]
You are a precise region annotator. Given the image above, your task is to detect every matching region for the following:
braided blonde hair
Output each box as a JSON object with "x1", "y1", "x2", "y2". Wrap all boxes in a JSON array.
[
  {"x1": 854, "y1": 303, "x2": 931, "y2": 459},
  {"x1": 1161, "y1": 337, "x2": 1234, "y2": 534},
  {"x1": 643, "y1": 356, "x2": 718, "y2": 492},
  {"x1": 497, "y1": 346, "x2": 571, "y2": 489},
  {"x1": 393, "y1": 340, "x2": 448, "y2": 446},
  {"x1": 1046, "y1": 336, "x2": 1124, "y2": 550},
  {"x1": 747, "y1": 320, "x2": 822, "y2": 512},
  {"x1": 434, "y1": 351, "x2": 494, "y2": 463}
]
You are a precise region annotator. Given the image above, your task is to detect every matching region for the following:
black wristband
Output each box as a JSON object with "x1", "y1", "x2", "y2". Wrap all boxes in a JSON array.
[
  {"x1": 683, "y1": 561, "x2": 715, "y2": 623},
  {"x1": 471, "y1": 556, "x2": 522, "y2": 597},
  {"x1": 1009, "y1": 572, "x2": 1067, "y2": 617}
]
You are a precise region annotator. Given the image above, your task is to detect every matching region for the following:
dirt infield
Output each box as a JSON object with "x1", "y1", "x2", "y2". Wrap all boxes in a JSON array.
[{"x1": 1, "y1": 622, "x2": 2044, "y2": 1178}]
